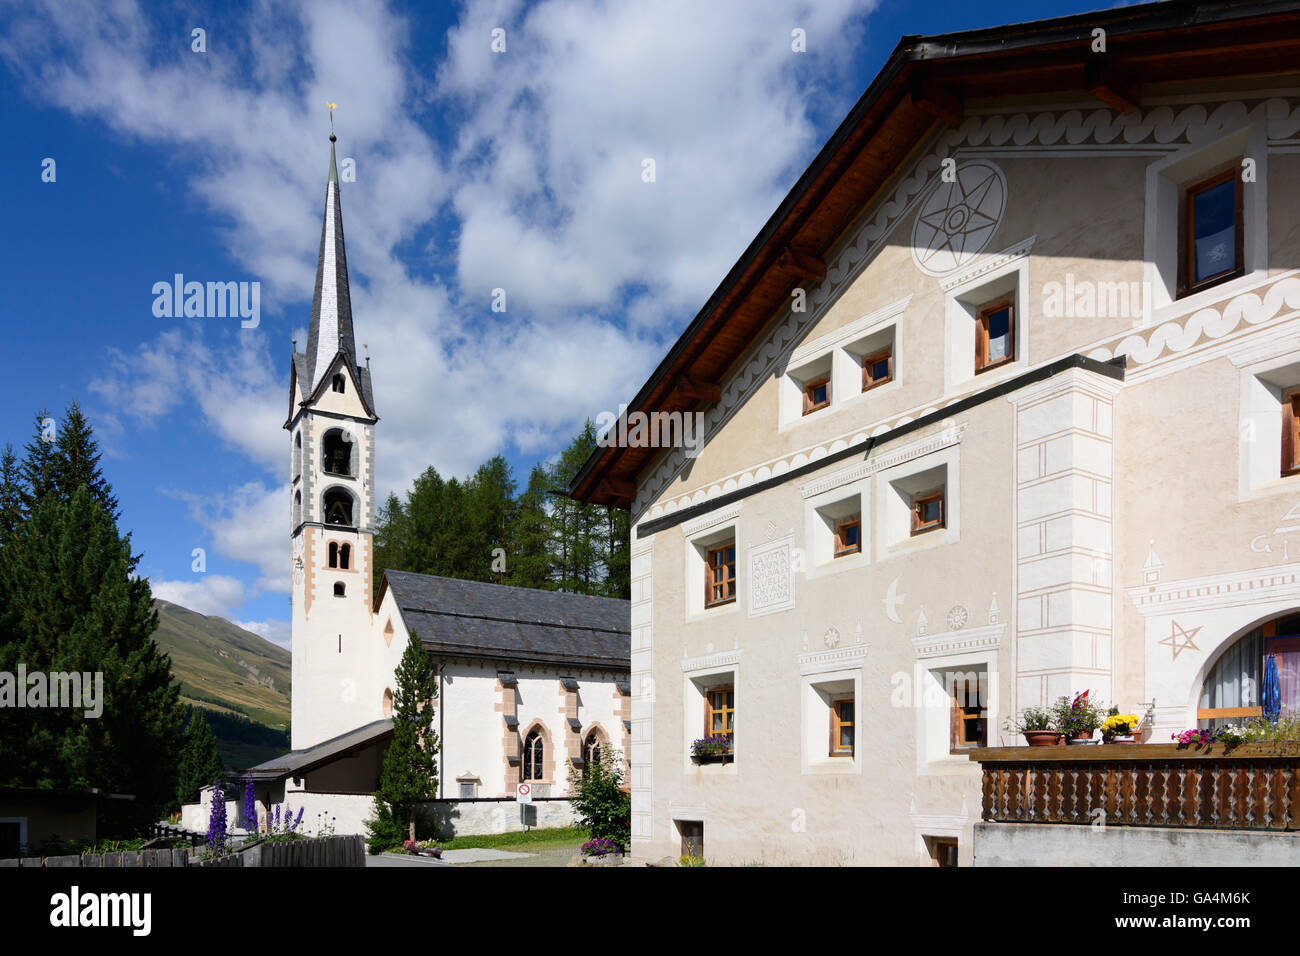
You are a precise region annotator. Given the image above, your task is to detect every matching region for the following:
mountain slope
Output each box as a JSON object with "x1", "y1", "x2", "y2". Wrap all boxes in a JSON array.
[{"x1": 151, "y1": 600, "x2": 291, "y2": 731}]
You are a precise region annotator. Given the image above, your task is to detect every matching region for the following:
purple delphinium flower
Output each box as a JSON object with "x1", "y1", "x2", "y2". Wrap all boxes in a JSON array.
[
  {"x1": 292, "y1": 807, "x2": 304, "y2": 832},
  {"x1": 273, "y1": 804, "x2": 281, "y2": 831},
  {"x1": 242, "y1": 778, "x2": 256, "y2": 834},
  {"x1": 207, "y1": 783, "x2": 227, "y2": 853}
]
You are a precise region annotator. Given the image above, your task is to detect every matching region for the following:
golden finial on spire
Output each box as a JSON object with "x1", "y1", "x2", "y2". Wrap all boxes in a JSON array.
[{"x1": 327, "y1": 101, "x2": 338, "y2": 141}]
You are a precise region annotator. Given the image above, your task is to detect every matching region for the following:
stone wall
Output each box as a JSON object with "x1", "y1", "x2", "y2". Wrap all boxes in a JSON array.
[{"x1": 974, "y1": 822, "x2": 1300, "y2": 866}]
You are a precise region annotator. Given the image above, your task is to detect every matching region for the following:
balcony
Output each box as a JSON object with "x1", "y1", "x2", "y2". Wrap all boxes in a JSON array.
[
  {"x1": 965, "y1": 742, "x2": 1300, "y2": 866},
  {"x1": 969, "y1": 742, "x2": 1300, "y2": 830}
]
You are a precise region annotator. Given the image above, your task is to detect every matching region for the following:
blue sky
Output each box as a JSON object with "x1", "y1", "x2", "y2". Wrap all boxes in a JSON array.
[{"x1": 0, "y1": 0, "x2": 1116, "y2": 646}]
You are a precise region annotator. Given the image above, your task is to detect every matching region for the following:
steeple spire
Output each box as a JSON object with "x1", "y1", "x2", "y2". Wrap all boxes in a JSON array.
[{"x1": 305, "y1": 128, "x2": 356, "y2": 391}]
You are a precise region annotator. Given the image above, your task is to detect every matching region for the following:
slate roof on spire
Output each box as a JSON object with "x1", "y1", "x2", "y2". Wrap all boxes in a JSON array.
[{"x1": 304, "y1": 136, "x2": 357, "y2": 391}]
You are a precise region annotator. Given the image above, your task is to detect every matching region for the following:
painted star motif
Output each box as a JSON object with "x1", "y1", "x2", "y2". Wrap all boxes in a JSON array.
[
  {"x1": 913, "y1": 164, "x2": 1003, "y2": 274},
  {"x1": 1160, "y1": 620, "x2": 1202, "y2": 661}
]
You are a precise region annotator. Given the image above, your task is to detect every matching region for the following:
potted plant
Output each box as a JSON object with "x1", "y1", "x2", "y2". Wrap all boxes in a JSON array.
[
  {"x1": 1004, "y1": 705, "x2": 1062, "y2": 747},
  {"x1": 690, "y1": 735, "x2": 733, "y2": 763},
  {"x1": 1101, "y1": 709, "x2": 1140, "y2": 743},
  {"x1": 1054, "y1": 691, "x2": 1105, "y2": 744}
]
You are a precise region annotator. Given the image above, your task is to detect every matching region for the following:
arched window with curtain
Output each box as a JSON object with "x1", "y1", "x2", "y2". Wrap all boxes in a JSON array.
[
  {"x1": 523, "y1": 729, "x2": 545, "y2": 781},
  {"x1": 1199, "y1": 612, "x2": 1300, "y2": 728}
]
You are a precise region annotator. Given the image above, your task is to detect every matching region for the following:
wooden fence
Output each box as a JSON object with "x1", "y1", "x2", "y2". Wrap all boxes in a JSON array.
[
  {"x1": 970, "y1": 741, "x2": 1300, "y2": 830},
  {"x1": 0, "y1": 849, "x2": 190, "y2": 868},
  {"x1": 0, "y1": 834, "x2": 365, "y2": 868}
]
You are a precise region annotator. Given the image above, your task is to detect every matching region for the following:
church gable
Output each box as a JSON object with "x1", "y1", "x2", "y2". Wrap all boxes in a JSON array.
[{"x1": 303, "y1": 353, "x2": 373, "y2": 420}]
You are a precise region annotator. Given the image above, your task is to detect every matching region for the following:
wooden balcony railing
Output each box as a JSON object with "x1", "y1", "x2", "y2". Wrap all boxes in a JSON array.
[{"x1": 967, "y1": 742, "x2": 1300, "y2": 830}]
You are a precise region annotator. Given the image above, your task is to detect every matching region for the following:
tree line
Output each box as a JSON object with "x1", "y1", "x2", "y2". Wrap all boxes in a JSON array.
[{"x1": 374, "y1": 420, "x2": 630, "y2": 598}]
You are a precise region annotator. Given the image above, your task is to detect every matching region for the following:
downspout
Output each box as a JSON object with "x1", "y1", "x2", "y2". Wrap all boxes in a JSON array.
[{"x1": 438, "y1": 661, "x2": 445, "y2": 799}]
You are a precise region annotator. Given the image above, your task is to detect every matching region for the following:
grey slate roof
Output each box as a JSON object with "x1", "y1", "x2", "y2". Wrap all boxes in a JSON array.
[
  {"x1": 244, "y1": 719, "x2": 393, "y2": 781},
  {"x1": 383, "y1": 570, "x2": 629, "y2": 670},
  {"x1": 305, "y1": 140, "x2": 357, "y2": 389}
]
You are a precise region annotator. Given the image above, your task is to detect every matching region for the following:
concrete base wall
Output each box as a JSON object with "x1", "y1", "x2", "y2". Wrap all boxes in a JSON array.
[
  {"x1": 415, "y1": 799, "x2": 576, "y2": 839},
  {"x1": 974, "y1": 822, "x2": 1300, "y2": 866}
]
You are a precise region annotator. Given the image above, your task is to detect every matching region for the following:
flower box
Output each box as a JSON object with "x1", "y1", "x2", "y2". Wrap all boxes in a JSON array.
[{"x1": 691, "y1": 752, "x2": 734, "y2": 764}]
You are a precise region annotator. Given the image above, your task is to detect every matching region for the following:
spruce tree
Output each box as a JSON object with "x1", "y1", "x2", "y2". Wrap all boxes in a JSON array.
[
  {"x1": 176, "y1": 707, "x2": 224, "y2": 808},
  {"x1": 0, "y1": 476, "x2": 181, "y2": 830},
  {"x1": 19, "y1": 407, "x2": 58, "y2": 512},
  {"x1": 509, "y1": 464, "x2": 555, "y2": 589},
  {"x1": 54, "y1": 400, "x2": 119, "y2": 523},
  {"x1": 0, "y1": 443, "x2": 22, "y2": 548},
  {"x1": 377, "y1": 633, "x2": 438, "y2": 841}
]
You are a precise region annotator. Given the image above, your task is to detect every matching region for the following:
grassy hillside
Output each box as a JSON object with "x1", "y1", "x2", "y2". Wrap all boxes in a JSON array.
[{"x1": 152, "y1": 601, "x2": 292, "y2": 769}]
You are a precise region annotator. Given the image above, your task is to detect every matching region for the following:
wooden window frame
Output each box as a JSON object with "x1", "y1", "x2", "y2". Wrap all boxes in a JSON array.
[
  {"x1": 704, "y1": 685, "x2": 735, "y2": 753},
  {"x1": 929, "y1": 837, "x2": 959, "y2": 868},
  {"x1": 949, "y1": 676, "x2": 986, "y2": 752},
  {"x1": 1178, "y1": 165, "x2": 1245, "y2": 299},
  {"x1": 910, "y1": 489, "x2": 945, "y2": 536},
  {"x1": 829, "y1": 696, "x2": 854, "y2": 757},
  {"x1": 802, "y1": 376, "x2": 831, "y2": 415},
  {"x1": 1283, "y1": 389, "x2": 1300, "y2": 478},
  {"x1": 975, "y1": 297, "x2": 1015, "y2": 374},
  {"x1": 861, "y1": 347, "x2": 893, "y2": 393},
  {"x1": 704, "y1": 542, "x2": 737, "y2": 608},
  {"x1": 833, "y1": 515, "x2": 861, "y2": 558}
]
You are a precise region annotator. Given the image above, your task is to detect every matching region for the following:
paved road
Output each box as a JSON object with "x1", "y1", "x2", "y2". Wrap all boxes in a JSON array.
[{"x1": 366, "y1": 843, "x2": 584, "y2": 868}]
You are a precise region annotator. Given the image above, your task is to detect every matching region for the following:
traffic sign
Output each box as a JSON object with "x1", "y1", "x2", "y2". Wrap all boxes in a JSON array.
[{"x1": 516, "y1": 782, "x2": 533, "y2": 804}]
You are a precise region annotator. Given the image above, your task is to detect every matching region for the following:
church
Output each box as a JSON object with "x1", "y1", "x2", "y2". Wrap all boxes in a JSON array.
[{"x1": 235, "y1": 134, "x2": 631, "y2": 839}]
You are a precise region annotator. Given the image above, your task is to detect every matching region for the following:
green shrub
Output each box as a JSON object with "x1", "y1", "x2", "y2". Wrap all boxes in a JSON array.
[
  {"x1": 363, "y1": 796, "x2": 406, "y2": 855},
  {"x1": 567, "y1": 747, "x2": 631, "y2": 849}
]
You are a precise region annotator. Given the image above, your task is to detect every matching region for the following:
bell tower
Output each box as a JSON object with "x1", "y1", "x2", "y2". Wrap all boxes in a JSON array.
[{"x1": 286, "y1": 132, "x2": 380, "y2": 750}]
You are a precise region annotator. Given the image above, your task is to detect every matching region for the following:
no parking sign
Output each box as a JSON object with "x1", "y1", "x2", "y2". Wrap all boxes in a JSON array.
[{"x1": 516, "y1": 782, "x2": 533, "y2": 804}]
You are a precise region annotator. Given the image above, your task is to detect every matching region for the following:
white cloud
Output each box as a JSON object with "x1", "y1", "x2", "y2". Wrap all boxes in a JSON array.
[
  {"x1": 150, "y1": 574, "x2": 246, "y2": 617},
  {"x1": 178, "y1": 481, "x2": 291, "y2": 596},
  {"x1": 3, "y1": 0, "x2": 877, "y2": 587},
  {"x1": 237, "y1": 618, "x2": 293, "y2": 650}
]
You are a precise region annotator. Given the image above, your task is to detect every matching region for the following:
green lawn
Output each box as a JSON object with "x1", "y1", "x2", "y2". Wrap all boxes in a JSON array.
[{"x1": 438, "y1": 825, "x2": 587, "y2": 852}]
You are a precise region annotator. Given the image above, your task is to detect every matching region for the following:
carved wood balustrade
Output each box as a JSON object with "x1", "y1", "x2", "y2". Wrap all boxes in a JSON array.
[{"x1": 967, "y1": 743, "x2": 1300, "y2": 830}]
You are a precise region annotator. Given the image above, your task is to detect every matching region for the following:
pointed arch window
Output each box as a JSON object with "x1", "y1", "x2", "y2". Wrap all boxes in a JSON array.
[
  {"x1": 582, "y1": 730, "x2": 603, "y2": 777},
  {"x1": 523, "y1": 729, "x2": 545, "y2": 781},
  {"x1": 293, "y1": 431, "x2": 303, "y2": 481},
  {"x1": 293, "y1": 490, "x2": 302, "y2": 527},
  {"x1": 332, "y1": 374, "x2": 346, "y2": 394}
]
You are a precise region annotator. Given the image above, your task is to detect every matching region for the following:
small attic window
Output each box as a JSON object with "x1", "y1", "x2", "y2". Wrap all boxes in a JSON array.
[
  {"x1": 332, "y1": 374, "x2": 346, "y2": 394},
  {"x1": 334, "y1": 582, "x2": 346, "y2": 597}
]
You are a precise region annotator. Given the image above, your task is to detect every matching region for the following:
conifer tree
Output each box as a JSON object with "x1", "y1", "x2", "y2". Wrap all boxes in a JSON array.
[
  {"x1": 54, "y1": 400, "x2": 119, "y2": 523},
  {"x1": 509, "y1": 465, "x2": 555, "y2": 589},
  {"x1": 176, "y1": 707, "x2": 224, "y2": 808},
  {"x1": 0, "y1": 443, "x2": 22, "y2": 548},
  {"x1": 19, "y1": 407, "x2": 58, "y2": 512},
  {"x1": 0, "y1": 406, "x2": 182, "y2": 831},
  {"x1": 377, "y1": 633, "x2": 439, "y2": 842}
]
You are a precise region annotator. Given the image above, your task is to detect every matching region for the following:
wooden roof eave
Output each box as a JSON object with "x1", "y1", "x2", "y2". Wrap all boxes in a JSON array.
[{"x1": 568, "y1": 1, "x2": 1300, "y2": 511}]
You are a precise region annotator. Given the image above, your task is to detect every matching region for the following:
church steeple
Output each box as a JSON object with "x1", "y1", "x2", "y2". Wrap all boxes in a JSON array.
[{"x1": 305, "y1": 133, "x2": 357, "y2": 391}]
